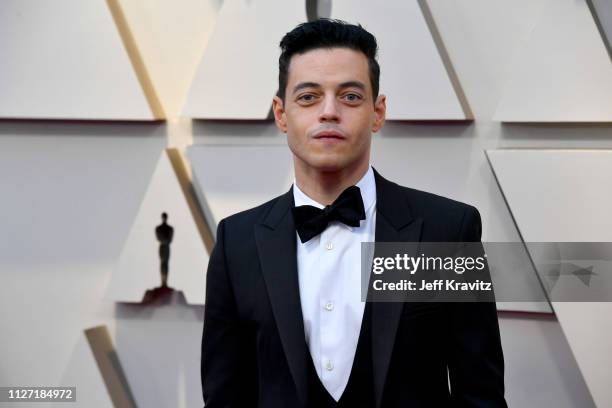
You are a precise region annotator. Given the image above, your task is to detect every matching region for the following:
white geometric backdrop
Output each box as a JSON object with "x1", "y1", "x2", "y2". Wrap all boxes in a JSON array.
[{"x1": 1, "y1": 0, "x2": 611, "y2": 407}]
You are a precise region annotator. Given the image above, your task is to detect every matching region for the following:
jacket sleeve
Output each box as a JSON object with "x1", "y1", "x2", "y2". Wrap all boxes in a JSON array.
[
  {"x1": 201, "y1": 219, "x2": 257, "y2": 407},
  {"x1": 448, "y1": 207, "x2": 508, "y2": 407}
]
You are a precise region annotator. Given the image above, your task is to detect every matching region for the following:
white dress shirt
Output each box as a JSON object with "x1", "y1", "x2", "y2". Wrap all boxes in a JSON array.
[{"x1": 293, "y1": 166, "x2": 376, "y2": 401}]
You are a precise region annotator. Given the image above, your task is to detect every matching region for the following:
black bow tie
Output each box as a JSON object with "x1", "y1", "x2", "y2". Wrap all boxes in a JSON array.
[{"x1": 292, "y1": 185, "x2": 366, "y2": 243}]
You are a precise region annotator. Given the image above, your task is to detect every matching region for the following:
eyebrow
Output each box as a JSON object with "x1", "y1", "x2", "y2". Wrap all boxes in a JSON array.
[{"x1": 291, "y1": 80, "x2": 367, "y2": 95}]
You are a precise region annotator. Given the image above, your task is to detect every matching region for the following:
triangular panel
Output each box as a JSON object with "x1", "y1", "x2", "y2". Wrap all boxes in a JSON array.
[
  {"x1": 488, "y1": 149, "x2": 612, "y2": 407},
  {"x1": 117, "y1": 0, "x2": 222, "y2": 117},
  {"x1": 494, "y1": 0, "x2": 612, "y2": 122},
  {"x1": 0, "y1": 0, "x2": 160, "y2": 120},
  {"x1": 182, "y1": 0, "x2": 305, "y2": 119},
  {"x1": 188, "y1": 144, "x2": 293, "y2": 236},
  {"x1": 107, "y1": 149, "x2": 209, "y2": 305}
]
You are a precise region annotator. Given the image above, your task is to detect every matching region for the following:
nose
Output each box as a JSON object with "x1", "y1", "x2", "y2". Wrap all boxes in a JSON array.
[{"x1": 318, "y1": 94, "x2": 340, "y2": 123}]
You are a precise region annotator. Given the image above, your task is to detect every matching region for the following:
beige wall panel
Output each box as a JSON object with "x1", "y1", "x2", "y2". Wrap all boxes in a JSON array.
[
  {"x1": 61, "y1": 332, "x2": 116, "y2": 408},
  {"x1": 0, "y1": 122, "x2": 165, "y2": 405},
  {"x1": 182, "y1": 0, "x2": 306, "y2": 119},
  {"x1": 118, "y1": 0, "x2": 222, "y2": 117},
  {"x1": 107, "y1": 150, "x2": 209, "y2": 305},
  {"x1": 113, "y1": 305, "x2": 205, "y2": 408},
  {"x1": 0, "y1": 0, "x2": 156, "y2": 120},
  {"x1": 488, "y1": 149, "x2": 612, "y2": 407},
  {"x1": 493, "y1": 0, "x2": 612, "y2": 122},
  {"x1": 188, "y1": 144, "x2": 293, "y2": 237},
  {"x1": 499, "y1": 315, "x2": 595, "y2": 407}
]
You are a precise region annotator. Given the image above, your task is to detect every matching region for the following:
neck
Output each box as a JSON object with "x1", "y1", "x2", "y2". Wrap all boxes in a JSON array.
[{"x1": 294, "y1": 158, "x2": 370, "y2": 205}]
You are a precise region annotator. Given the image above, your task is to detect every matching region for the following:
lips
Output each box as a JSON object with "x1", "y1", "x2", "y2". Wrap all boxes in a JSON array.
[{"x1": 312, "y1": 130, "x2": 346, "y2": 140}]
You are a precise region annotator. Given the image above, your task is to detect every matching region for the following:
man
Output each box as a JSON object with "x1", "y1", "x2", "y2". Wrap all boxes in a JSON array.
[{"x1": 201, "y1": 19, "x2": 506, "y2": 407}]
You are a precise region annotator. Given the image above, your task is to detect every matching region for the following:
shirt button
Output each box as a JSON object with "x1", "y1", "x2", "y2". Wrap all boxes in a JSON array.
[
  {"x1": 324, "y1": 302, "x2": 334, "y2": 311},
  {"x1": 326, "y1": 242, "x2": 334, "y2": 250},
  {"x1": 325, "y1": 360, "x2": 334, "y2": 371}
]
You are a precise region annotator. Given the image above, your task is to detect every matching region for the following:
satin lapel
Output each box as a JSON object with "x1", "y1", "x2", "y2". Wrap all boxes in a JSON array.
[
  {"x1": 254, "y1": 188, "x2": 308, "y2": 407},
  {"x1": 371, "y1": 169, "x2": 423, "y2": 408}
]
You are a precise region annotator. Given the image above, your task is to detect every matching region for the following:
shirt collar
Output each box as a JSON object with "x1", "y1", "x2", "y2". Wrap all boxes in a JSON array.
[{"x1": 292, "y1": 166, "x2": 377, "y2": 213}]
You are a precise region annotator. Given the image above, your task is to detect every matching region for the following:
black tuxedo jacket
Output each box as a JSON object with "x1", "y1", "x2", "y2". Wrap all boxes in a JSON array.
[{"x1": 201, "y1": 169, "x2": 507, "y2": 407}]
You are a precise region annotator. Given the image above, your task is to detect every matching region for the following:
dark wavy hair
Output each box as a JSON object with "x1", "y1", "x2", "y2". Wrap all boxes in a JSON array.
[{"x1": 277, "y1": 19, "x2": 380, "y2": 102}]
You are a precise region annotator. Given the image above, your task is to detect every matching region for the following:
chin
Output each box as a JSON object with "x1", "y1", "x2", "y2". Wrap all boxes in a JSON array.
[
  {"x1": 294, "y1": 147, "x2": 360, "y2": 173},
  {"x1": 307, "y1": 156, "x2": 351, "y2": 173}
]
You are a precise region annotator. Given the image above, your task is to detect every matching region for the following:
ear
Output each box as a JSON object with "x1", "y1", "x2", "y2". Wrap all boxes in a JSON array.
[
  {"x1": 372, "y1": 94, "x2": 386, "y2": 133},
  {"x1": 272, "y1": 96, "x2": 287, "y2": 133}
]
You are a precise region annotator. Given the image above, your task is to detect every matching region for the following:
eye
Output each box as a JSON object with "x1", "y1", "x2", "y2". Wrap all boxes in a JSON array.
[
  {"x1": 342, "y1": 93, "x2": 363, "y2": 103},
  {"x1": 297, "y1": 93, "x2": 317, "y2": 103}
]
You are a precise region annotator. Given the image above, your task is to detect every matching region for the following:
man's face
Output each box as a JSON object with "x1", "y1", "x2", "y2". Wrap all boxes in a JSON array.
[{"x1": 273, "y1": 47, "x2": 386, "y2": 174}]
